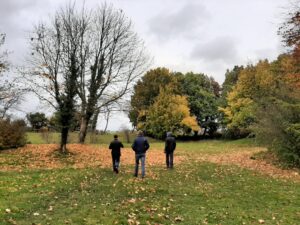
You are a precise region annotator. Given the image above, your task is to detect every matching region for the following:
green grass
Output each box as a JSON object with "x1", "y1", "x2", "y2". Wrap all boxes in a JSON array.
[
  {"x1": 26, "y1": 132, "x2": 46, "y2": 144},
  {"x1": 0, "y1": 139, "x2": 299, "y2": 224},
  {"x1": 26, "y1": 132, "x2": 160, "y2": 146}
]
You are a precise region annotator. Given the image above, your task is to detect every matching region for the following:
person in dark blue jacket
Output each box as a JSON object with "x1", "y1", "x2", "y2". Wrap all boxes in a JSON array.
[
  {"x1": 109, "y1": 134, "x2": 124, "y2": 174},
  {"x1": 131, "y1": 131, "x2": 150, "y2": 178},
  {"x1": 165, "y1": 132, "x2": 176, "y2": 169}
]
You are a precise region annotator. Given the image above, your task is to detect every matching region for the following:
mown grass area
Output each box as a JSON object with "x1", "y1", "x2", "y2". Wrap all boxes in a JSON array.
[
  {"x1": 26, "y1": 131, "x2": 255, "y2": 152},
  {"x1": 1, "y1": 139, "x2": 299, "y2": 224},
  {"x1": 26, "y1": 132, "x2": 160, "y2": 146},
  {"x1": 1, "y1": 163, "x2": 300, "y2": 224}
]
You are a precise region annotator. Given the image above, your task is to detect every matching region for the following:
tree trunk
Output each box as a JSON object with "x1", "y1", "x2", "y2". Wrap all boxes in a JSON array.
[
  {"x1": 79, "y1": 117, "x2": 88, "y2": 144},
  {"x1": 90, "y1": 108, "x2": 100, "y2": 132},
  {"x1": 60, "y1": 127, "x2": 69, "y2": 154},
  {"x1": 103, "y1": 111, "x2": 111, "y2": 133}
]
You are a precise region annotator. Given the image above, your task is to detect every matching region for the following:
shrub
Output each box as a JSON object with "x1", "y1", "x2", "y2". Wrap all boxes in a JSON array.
[
  {"x1": 0, "y1": 119, "x2": 27, "y2": 149},
  {"x1": 253, "y1": 97, "x2": 300, "y2": 167}
]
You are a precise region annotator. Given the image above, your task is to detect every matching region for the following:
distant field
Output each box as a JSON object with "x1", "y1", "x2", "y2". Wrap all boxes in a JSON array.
[{"x1": 26, "y1": 132, "x2": 160, "y2": 146}]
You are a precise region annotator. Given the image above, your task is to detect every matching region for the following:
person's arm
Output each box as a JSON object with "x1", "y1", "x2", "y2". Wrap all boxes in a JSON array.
[
  {"x1": 120, "y1": 142, "x2": 124, "y2": 148},
  {"x1": 164, "y1": 139, "x2": 168, "y2": 153},
  {"x1": 144, "y1": 139, "x2": 150, "y2": 151},
  {"x1": 131, "y1": 140, "x2": 136, "y2": 151},
  {"x1": 109, "y1": 142, "x2": 112, "y2": 149},
  {"x1": 173, "y1": 140, "x2": 176, "y2": 151}
]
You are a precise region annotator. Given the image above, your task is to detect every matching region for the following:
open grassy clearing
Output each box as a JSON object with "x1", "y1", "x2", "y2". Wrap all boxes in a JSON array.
[{"x1": 0, "y1": 139, "x2": 300, "y2": 224}]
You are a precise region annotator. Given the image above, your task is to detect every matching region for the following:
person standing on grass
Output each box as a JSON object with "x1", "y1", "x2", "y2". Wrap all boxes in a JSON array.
[
  {"x1": 132, "y1": 130, "x2": 150, "y2": 178},
  {"x1": 109, "y1": 134, "x2": 124, "y2": 174},
  {"x1": 165, "y1": 132, "x2": 176, "y2": 169}
]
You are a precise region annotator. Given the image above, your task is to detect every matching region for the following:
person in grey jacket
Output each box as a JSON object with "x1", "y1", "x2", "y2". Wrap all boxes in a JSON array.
[
  {"x1": 131, "y1": 131, "x2": 150, "y2": 178},
  {"x1": 165, "y1": 132, "x2": 176, "y2": 169}
]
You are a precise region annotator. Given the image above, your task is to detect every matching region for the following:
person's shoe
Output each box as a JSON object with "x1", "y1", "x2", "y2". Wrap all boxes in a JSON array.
[
  {"x1": 115, "y1": 168, "x2": 119, "y2": 174},
  {"x1": 134, "y1": 174, "x2": 138, "y2": 177}
]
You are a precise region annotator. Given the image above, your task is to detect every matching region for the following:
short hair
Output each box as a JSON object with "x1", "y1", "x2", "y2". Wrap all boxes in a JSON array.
[
  {"x1": 137, "y1": 130, "x2": 144, "y2": 136},
  {"x1": 114, "y1": 134, "x2": 118, "y2": 139}
]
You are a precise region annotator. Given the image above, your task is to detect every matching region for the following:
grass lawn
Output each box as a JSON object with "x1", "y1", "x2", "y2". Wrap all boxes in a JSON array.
[
  {"x1": 26, "y1": 132, "x2": 160, "y2": 146},
  {"x1": 0, "y1": 139, "x2": 300, "y2": 224}
]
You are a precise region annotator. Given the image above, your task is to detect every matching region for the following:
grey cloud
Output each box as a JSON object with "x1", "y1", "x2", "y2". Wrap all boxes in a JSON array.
[
  {"x1": 191, "y1": 37, "x2": 238, "y2": 63},
  {"x1": 0, "y1": 0, "x2": 40, "y2": 39},
  {"x1": 0, "y1": 0, "x2": 38, "y2": 24},
  {"x1": 148, "y1": 2, "x2": 210, "y2": 40}
]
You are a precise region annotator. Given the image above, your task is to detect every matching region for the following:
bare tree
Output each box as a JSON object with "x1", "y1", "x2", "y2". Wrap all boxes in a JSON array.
[
  {"x1": 24, "y1": 2, "x2": 149, "y2": 150},
  {"x1": 24, "y1": 4, "x2": 90, "y2": 153},
  {"x1": 0, "y1": 33, "x2": 23, "y2": 118},
  {"x1": 77, "y1": 4, "x2": 150, "y2": 143}
]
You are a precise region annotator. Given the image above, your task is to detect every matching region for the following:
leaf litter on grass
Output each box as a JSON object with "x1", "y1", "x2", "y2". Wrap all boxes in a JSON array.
[
  {"x1": 0, "y1": 144, "x2": 299, "y2": 182},
  {"x1": 0, "y1": 144, "x2": 186, "y2": 171}
]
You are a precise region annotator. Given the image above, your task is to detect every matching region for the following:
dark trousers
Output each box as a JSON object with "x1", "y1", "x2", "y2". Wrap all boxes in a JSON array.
[
  {"x1": 165, "y1": 151, "x2": 174, "y2": 168},
  {"x1": 112, "y1": 154, "x2": 120, "y2": 171}
]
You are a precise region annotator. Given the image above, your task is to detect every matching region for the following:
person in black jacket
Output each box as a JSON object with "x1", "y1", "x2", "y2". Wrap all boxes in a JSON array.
[
  {"x1": 165, "y1": 132, "x2": 176, "y2": 169},
  {"x1": 109, "y1": 134, "x2": 124, "y2": 174},
  {"x1": 131, "y1": 131, "x2": 150, "y2": 178}
]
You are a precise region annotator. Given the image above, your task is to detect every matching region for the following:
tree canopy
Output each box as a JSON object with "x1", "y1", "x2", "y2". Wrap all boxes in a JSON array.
[{"x1": 139, "y1": 86, "x2": 199, "y2": 139}]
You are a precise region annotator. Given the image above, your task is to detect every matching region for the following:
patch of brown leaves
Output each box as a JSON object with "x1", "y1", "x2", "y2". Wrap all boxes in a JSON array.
[
  {"x1": 198, "y1": 148, "x2": 300, "y2": 181},
  {"x1": 1, "y1": 144, "x2": 299, "y2": 181},
  {"x1": 0, "y1": 144, "x2": 185, "y2": 171}
]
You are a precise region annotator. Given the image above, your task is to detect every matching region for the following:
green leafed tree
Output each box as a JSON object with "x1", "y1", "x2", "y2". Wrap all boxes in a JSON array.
[
  {"x1": 181, "y1": 72, "x2": 220, "y2": 136},
  {"x1": 26, "y1": 112, "x2": 49, "y2": 131}
]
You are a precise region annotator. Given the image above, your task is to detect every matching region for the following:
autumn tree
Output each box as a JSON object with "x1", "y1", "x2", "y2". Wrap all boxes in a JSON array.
[
  {"x1": 220, "y1": 65, "x2": 244, "y2": 105},
  {"x1": 279, "y1": 3, "x2": 300, "y2": 60},
  {"x1": 0, "y1": 119, "x2": 26, "y2": 149},
  {"x1": 219, "y1": 60, "x2": 277, "y2": 138},
  {"x1": 0, "y1": 33, "x2": 23, "y2": 118},
  {"x1": 252, "y1": 54, "x2": 300, "y2": 165},
  {"x1": 129, "y1": 68, "x2": 179, "y2": 128},
  {"x1": 24, "y1": 4, "x2": 90, "y2": 153},
  {"x1": 140, "y1": 86, "x2": 199, "y2": 139},
  {"x1": 77, "y1": 4, "x2": 149, "y2": 143}
]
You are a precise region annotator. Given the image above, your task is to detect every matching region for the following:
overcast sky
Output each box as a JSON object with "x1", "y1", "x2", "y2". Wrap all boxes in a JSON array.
[{"x1": 0, "y1": 0, "x2": 290, "y2": 130}]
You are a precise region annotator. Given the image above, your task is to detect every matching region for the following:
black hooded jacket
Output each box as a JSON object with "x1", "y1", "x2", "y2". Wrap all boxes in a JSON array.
[
  {"x1": 165, "y1": 136, "x2": 176, "y2": 153},
  {"x1": 109, "y1": 139, "x2": 124, "y2": 156}
]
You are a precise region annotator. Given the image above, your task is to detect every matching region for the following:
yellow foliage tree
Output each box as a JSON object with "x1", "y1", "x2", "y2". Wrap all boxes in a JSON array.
[
  {"x1": 219, "y1": 60, "x2": 278, "y2": 137},
  {"x1": 138, "y1": 86, "x2": 199, "y2": 138}
]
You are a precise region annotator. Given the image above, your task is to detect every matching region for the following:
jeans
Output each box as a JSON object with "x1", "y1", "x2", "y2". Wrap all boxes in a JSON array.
[
  {"x1": 166, "y1": 152, "x2": 174, "y2": 168},
  {"x1": 112, "y1": 154, "x2": 120, "y2": 171},
  {"x1": 135, "y1": 153, "x2": 146, "y2": 177}
]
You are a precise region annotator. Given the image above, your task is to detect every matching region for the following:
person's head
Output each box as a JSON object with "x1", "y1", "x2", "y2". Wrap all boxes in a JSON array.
[
  {"x1": 167, "y1": 132, "x2": 172, "y2": 137},
  {"x1": 114, "y1": 134, "x2": 118, "y2": 139},
  {"x1": 137, "y1": 130, "x2": 144, "y2": 136}
]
